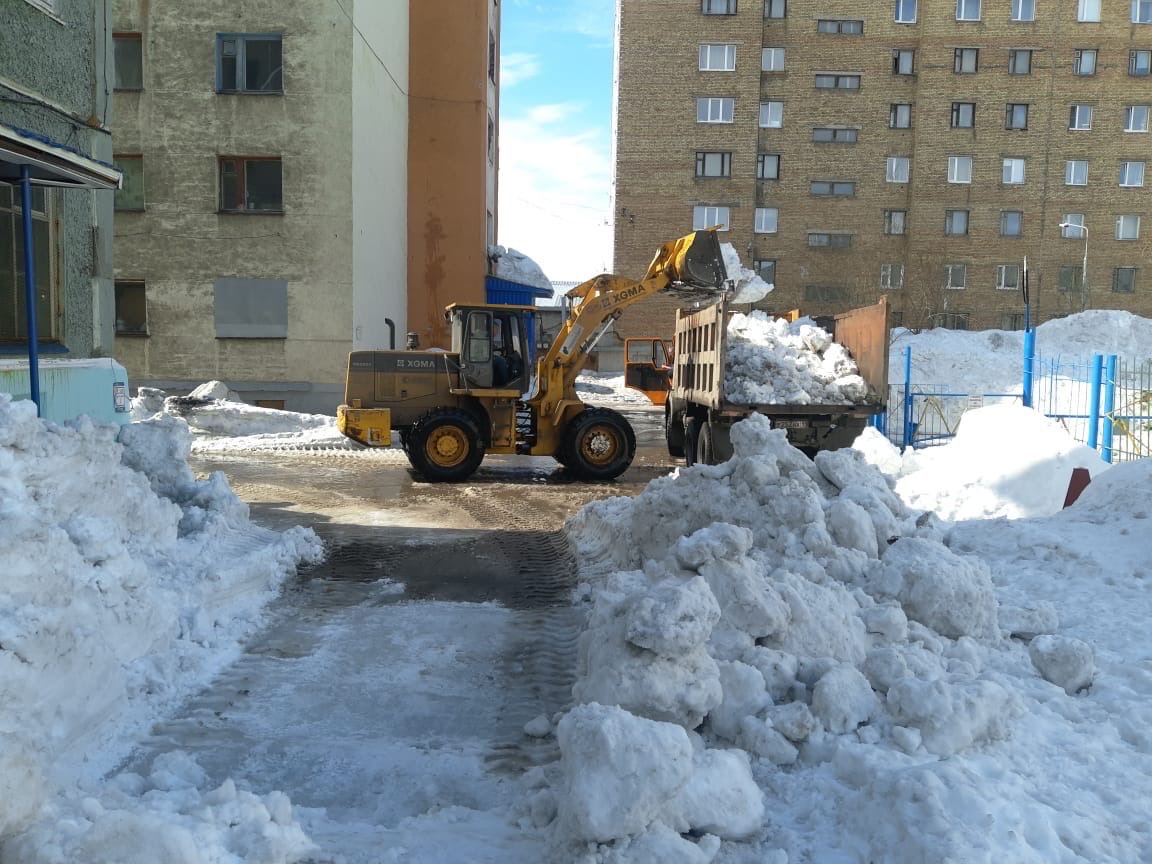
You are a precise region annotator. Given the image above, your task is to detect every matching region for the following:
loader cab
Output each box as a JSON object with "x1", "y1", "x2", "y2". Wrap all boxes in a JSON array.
[{"x1": 448, "y1": 305, "x2": 530, "y2": 392}]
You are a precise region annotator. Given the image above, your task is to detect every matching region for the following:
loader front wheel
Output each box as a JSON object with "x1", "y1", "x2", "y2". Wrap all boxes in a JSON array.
[
  {"x1": 406, "y1": 409, "x2": 485, "y2": 482},
  {"x1": 562, "y1": 407, "x2": 636, "y2": 481}
]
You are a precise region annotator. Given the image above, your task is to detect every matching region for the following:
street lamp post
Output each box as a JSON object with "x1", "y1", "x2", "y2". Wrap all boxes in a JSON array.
[{"x1": 1059, "y1": 221, "x2": 1089, "y2": 308}]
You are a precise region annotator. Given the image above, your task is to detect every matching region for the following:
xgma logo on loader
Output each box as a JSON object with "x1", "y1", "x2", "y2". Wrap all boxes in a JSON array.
[{"x1": 600, "y1": 284, "x2": 646, "y2": 310}]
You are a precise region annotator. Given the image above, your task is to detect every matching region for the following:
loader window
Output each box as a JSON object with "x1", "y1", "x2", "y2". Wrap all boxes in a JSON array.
[{"x1": 467, "y1": 312, "x2": 492, "y2": 362}]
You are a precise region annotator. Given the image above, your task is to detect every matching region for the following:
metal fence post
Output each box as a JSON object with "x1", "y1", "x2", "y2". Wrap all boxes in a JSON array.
[
  {"x1": 1102, "y1": 354, "x2": 1117, "y2": 463},
  {"x1": 1022, "y1": 328, "x2": 1035, "y2": 409},
  {"x1": 902, "y1": 346, "x2": 913, "y2": 451},
  {"x1": 1087, "y1": 353, "x2": 1103, "y2": 451}
]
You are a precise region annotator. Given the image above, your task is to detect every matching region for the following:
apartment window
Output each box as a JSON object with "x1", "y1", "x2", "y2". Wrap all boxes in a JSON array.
[
  {"x1": 1116, "y1": 215, "x2": 1141, "y2": 240},
  {"x1": 1065, "y1": 160, "x2": 1088, "y2": 185},
  {"x1": 937, "y1": 313, "x2": 970, "y2": 330},
  {"x1": 113, "y1": 33, "x2": 143, "y2": 90},
  {"x1": 113, "y1": 156, "x2": 144, "y2": 211},
  {"x1": 945, "y1": 209, "x2": 969, "y2": 235},
  {"x1": 0, "y1": 186, "x2": 58, "y2": 342},
  {"x1": 996, "y1": 264, "x2": 1020, "y2": 290},
  {"x1": 1009, "y1": 50, "x2": 1032, "y2": 74},
  {"x1": 805, "y1": 285, "x2": 850, "y2": 302},
  {"x1": 696, "y1": 151, "x2": 732, "y2": 178},
  {"x1": 814, "y1": 127, "x2": 858, "y2": 143},
  {"x1": 887, "y1": 156, "x2": 910, "y2": 182},
  {"x1": 1113, "y1": 268, "x2": 1137, "y2": 293},
  {"x1": 1059, "y1": 265, "x2": 1084, "y2": 293},
  {"x1": 1120, "y1": 161, "x2": 1146, "y2": 187},
  {"x1": 1002, "y1": 313, "x2": 1026, "y2": 330},
  {"x1": 1005, "y1": 103, "x2": 1029, "y2": 130},
  {"x1": 1061, "y1": 214, "x2": 1085, "y2": 237},
  {"x1": 956, "y1": 0, "x2": 981, "y2": 20},
  {"x1": 216, "y1": 34, "x2": 283, "y2": 93},
  {"x1": 1069, "y1": 105, "x2": 1093, "y2": 130},
  {"x1": 1131, "y1": 50, "x2": 1152, "y2": 75},
  {"x1": 1000, "y1": 210, "x2": 1023, "y2": 237},
  {"x1": 954, "y1": 48, "x2": 979, "y2": 73},
  {"x1": 811, "y1": 181, "x2": 856, "y2": 196},
  {"x1": 1012, "y1": 0, "x2": 1035, "y2": 21},
  {"x1": 1135, "y1": 0, "x2": 1152, "y2": 23},
  {"x1": 762, "y1": 48, "x2": 785, "y2": 71},
  {"x1": 944, "y1": 263, "x2": 967, "y2": 289},
  {"x1": 489, "y1": 31, "x2": 497, "y2": 82},
  {"x1": 881, "y1": 263, "x2": 904, "y2": 289},
  {"x1": 817, "y1": 19, "x2": 864, "y2": 34},
  {"x1": 700, "y1": 44, "x2": 737, "y2": 71},
  {"x1": 755, "y1": 207, "x2": 779, "y2": 233},
  {"x1": 114, "y1": 281, "x2": 147, "y2": 335},
  {"x1": 759, "y1": 101, "x2": 784, "y2": 127},
  {"x1": 893, "y1": 49, "x2": 915, "y2": 75},
  {"x1": 697, "y1": 97, "x2": 735, "y2": 123},
  {"x1": 214, "y1": 278, "x2": 287, "y2": 338},
  {"x1": 808, "y1": 232, "x2": 852, "y2": 247},
  {"x1": 948, "y1": 155, "x2": 973, "y2": 183},
  {"x1": 693, "y1": 206, "x2": 731, "y2": 231},
  {"x1": 702, "y1": 0, "x2": 737, "y2": 14},
  {"x1": 1003, "y1": 157, "x2": 1026, "y2": 184},
  {"x1": 487, "y1": 114, "x2": 495, "y2": 163},
  {"x1": 889, "y1": 103, "x2": 912, "y2": 128},
  {"x1": 765, "y1": 0, "x2": 786, "y2": 18},
  {"x1": 757, "y1": 153, "x2": 781, "y2": 179},
  {"x1": 815, "y1": 74, "x2": 861, "y2": 90},
  {"x1": 1078, "y1": 0, "x2": 1101, "y2": 22},
  {"x1": 895, "y1": 0, "x2": 917, "y2": 22},
  {"x1": 753, "y1": 259, "x2": 776, "y2": 283},
  {"x1": 951, "y1": 102, "x2": 975, "y2": 128},
  {"x1": 1075, "y1": 49, "x2": 1098, "y2": 75},
  {"x1": 219, "y1": 157, "x2": 283, "y2": 212},
  {"x1": 1125, "y1": 105, "x2": 1150, "y2": 131},
  {"x1": 883, "y1": 210, "x2": 907, "y2": 235}
]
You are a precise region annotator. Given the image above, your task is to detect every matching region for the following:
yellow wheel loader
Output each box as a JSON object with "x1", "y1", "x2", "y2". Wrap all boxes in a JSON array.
[{"x1": 336, "y1": 230, "x2": 730, "y2": 482}]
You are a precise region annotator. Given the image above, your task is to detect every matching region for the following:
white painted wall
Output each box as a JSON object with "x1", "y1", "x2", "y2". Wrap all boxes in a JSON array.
[{"x1": 351, "y1": 0, "x2": 408, "y2": 351}]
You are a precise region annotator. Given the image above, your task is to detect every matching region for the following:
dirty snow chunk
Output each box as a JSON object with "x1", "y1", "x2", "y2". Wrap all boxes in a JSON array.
[
  {"x1": 487, "y1": 244, "x2": 552, "y2": 291},
  {"x1": 624, "y1": 576, "x2": 721, "y2": 658},
  {"x1": 1029, "y1": 635, "x2": 1096, "y2": 695},
  {"x1": 742, "y1": 647, "x2": 799, "y2": 702},
  {"x1": 188, "y1": 379, "x2": 239, "y2": 401},
  {"x1": 876, "y1": 538, "x2": 999, "y2": 639},
  {"x1": 723, "y1": 312, "x2": 869, "y2": 406},
  {"x1": 852, "y1": 426, "x2": 904, "y2": 477},
  {"x1": 886, "y1": 676, "x2": 1015, "y2": 757},
  {"x1": 812, "y1": 665, "x2": 877, "y2": 734},
  {"x1": 524, "y1": 714, "x2": 553, "y2": 738},
  {"x1": 770, "y1": 569, "x2": 870, "y2": 666},
  {"x1": 737, "y1": 716, "x2": 799, "y2": 764},
  {"x1": 861, "y1": 604, "x2": 909, "y2": 642},
  {"x1": 722, "y1": 242, "x2": 773, "y2": 305},
  {"x1": 708, "y1": 661, "x2": 771, "y2": 742},
  {"x1": 766, "y1": 701, "x2": 820, "y2": 743},
  {"x1": 827, "y1": 497, "x2": 880, "y2": 559},
  {"x1": 999, "y1": 602, "x2": 1059, "y2": 640},
  {"x1": 555, "y1": 704, "x2": 694, "y2": 843},
  {"x1": 674, "y1": 523, "x2": 754, "y2": 570},
  {"x1": 598, "y1": 826, "x2": 721, "y2": 864},
  {"x1": 862, "y1": 646, "x2": 911, "y2": 694},
  {"x1": 664, "y1": 747, "x2": 765, "y2": 840},
  {"x1": 699, "y1": 557, "x2": 791, "y2": 639}
]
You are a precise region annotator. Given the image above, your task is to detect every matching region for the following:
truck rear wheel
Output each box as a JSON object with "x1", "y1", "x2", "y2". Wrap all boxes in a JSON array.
[
  {"x1": 683, "y1": 418, "x2": 701, "y2": 467},
  {"x1": 665, "y1": 402, "x2": 685, "y2": 458},
  {"x1": 406, "y1": 409, "x2": 485, "y2": 482},
  {"x1": 696, "y1": 420, "x2": 716, "y2": 466},
  {"x1": 562, "y1": 407, "x2": 636, "y2": 481}
]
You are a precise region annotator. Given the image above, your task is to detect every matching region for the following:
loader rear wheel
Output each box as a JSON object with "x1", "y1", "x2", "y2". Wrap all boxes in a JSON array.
[
  {"x1": 406, "y1": 409, "x2": 485, "y2": 482},
  {"x1": 562, "y1": 407, "x2": 636, "y2": 481},
  {"x1": 696, "y1": 420, "x2": 716, "y2": 466}
]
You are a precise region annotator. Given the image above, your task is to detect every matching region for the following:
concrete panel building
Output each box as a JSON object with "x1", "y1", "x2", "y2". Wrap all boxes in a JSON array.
[
  {"x1": 0, "y1": 0, "x2": 119, "y2": 363},
  {"x1": 613, "y1": 0, "x2": 1152, "y2": 340},
  {"x1": 111, "y1": 1, "x2": 499, "y2": 411}
]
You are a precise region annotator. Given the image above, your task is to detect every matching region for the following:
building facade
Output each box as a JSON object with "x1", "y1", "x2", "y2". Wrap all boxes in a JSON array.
[
  {"x1": 0, "y1": 0, "x2": 119, "y2": 362},
  {"x1": 614, "y1": 0, "x2": 1152, "y2": 339},
  {"x1": 111, "y1": 0, "x2": 498, "y2": 412}
]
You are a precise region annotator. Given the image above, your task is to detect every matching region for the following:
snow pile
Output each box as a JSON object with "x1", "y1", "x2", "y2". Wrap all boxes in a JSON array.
[
  {"x1": 720, "y1": 244, "x2": 772, "y2": 305},
  {"x1": 488, "y1": 244, "x2": 554, "y2": 293},
  {"x1": 894, "y1": 404, "x2": 1107, "y2": 520},
  {"x1": 0, "y1": 393, "x2": 322, "y2": 856},
  {"x1": 545, "y1": 413, "x2": 1037, "y2": 861},
  {"x1": 724, "y1": 312, "x2": 870, "y2": 405}
]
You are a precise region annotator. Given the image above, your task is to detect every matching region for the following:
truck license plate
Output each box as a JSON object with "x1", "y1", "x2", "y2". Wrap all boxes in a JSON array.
[{"x1": 774, "y1": 419, "x2": 809, "y2": 429}]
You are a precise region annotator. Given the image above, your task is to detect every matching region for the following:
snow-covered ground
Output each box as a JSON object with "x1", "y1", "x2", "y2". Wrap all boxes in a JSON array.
[{"x1": 2, "y1": 308, "x2": 1151, "y2": 862}]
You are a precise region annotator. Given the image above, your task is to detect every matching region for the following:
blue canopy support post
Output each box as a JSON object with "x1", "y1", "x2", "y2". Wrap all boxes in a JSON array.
[
  {"x1": 1022, "y1": 328, "x2": 1035, "y2": 409},
  {"x1": 901, "y1": 345, "x2": 913, "y2": 451},
  {"x1": 1102, "y1": 354, "x2": 1117, "y2": 464},
  {"x1": 1086, "y1": 354, "x2": 1103, "y2": 451},
  {"x1": 19, "y1": 165, "x2": 41, "y2": 415}
]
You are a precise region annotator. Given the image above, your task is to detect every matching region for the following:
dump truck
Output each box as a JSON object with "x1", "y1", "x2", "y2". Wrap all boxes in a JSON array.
[
  {"x1": 336, "y1": 230, "x2": 730, "y2": 482},
  {"x1": 661, "y1": 296, "x2": 890, "y2": 465}
]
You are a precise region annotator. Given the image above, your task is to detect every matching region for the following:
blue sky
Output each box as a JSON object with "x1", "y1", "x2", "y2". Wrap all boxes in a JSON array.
[{"x1": 497, "y1": 0, "x2": 615, "y2": 282}]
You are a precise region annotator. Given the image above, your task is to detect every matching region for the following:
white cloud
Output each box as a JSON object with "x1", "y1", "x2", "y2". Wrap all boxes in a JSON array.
[{"x1": 500, "y1": 52, "x2": 541, "y2": 87}]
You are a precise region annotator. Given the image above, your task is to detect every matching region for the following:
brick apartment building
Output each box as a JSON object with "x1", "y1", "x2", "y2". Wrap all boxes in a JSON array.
[{"x1": 613, "y1": 0, "x2": 1152, "y2": 342}]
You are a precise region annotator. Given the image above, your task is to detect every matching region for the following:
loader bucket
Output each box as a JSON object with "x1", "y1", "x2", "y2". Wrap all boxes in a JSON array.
[{"x1": 645, "y1": 229, "x2": 728, "y2": 291}]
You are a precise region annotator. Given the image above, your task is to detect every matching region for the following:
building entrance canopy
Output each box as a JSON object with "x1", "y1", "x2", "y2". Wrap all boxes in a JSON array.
[{"x1": 0, "y1": 122, "x2": 120, "y2": 189}]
